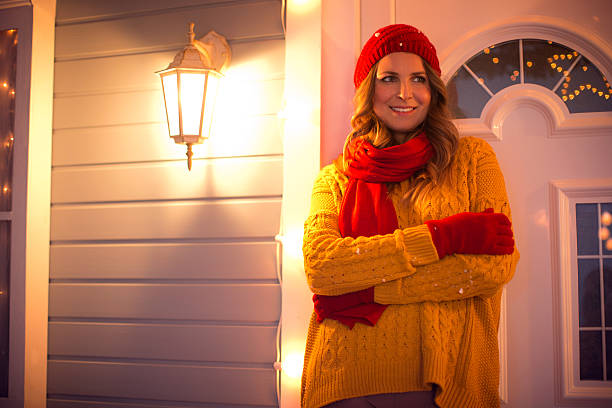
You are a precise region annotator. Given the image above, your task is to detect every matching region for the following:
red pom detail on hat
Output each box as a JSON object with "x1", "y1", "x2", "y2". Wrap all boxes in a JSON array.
[{"x1": 354, "y1": 24, "x2": 441, "y2": 88}]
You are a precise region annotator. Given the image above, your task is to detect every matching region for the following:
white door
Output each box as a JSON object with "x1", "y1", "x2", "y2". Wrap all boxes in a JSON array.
[{"x1": 319, "y1": 1, "x2": 612, "y2": 407}]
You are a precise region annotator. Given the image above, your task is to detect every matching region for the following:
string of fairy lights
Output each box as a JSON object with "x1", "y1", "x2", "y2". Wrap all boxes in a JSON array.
[
  {"x1": 0, "y1": 28, "x2": 17, "y2": 208},
  {"x1": 599, "y1": 211, "x2": 612, "y2": 251},
  {"x1": 471, "y1": 39, "x2": 612, "y2": 107}
]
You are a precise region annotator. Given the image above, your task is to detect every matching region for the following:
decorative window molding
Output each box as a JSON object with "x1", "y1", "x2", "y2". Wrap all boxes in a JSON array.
[
  {"x1": 442, "y1": 16, "x2": 612, "y2": 141},
  {"x1": 550, "y1": 179, "x2": 612, "y2": 405}
]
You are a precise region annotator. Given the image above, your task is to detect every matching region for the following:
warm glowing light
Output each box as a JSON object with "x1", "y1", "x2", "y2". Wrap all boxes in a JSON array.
[
  {"x1": 592, "y1": 87, "x2": 598, "y2": 93},
  {"x1": 598, "y1": 91, "x2": 603, "y2": 96},
  {"x1": 606, "y1": 82, "x2": 610, "y2": 88},
  {"x1": 569, "y1": 94, "x2": 575, "y2": 100},
  {"x1": 602, "y1": 211, "x2": 612, "y2": 226},
  {"x1": 547, "y1": 57, "x2": 553, "y2": 63},
  {"x1": 600, "y1": 227, "x2": 611, "y2": 241},
  {"x1": 484, "y1": 48, "x2": 490, "y2": 54},
  {"x1": 583, "y1": 66, "x2": 588, "y2": 71},
  {"x1": 587, "y1": 84, "x2": 592, "y2": 89},
  {"x1": 2, "y1": 186, "x2": 7, "y2": 193},
  {"x1": 2, "y1": 82, "x2": 6, "y2": 88},
  {"x1": 567, "y1": 54, "x2": 573, "y2": 60},
  {"x1": 162, "y1": 74, "x2": 180, "y2": 136},
  {"x1": 478, "y1": 78, "x2": 485, "y2": 84},
  {"x1": 606, "y1": 95, "x2": 610, "y2": 100},
  {"x1": 564, "y1": 83, "x2": 569, "y2": 89},
  {"x1": 510, "y1": 75, "x2": 516, "y2": 81},
  {"x1": 9, "y1": 90, "x2": 14, "y2": 96},
  {"x1": 554, "y1": 54, "x2": 559, "y2": 60},
  {"x1": 565, "y1": 76, "x2": 571, "y2": 82},
  {"x1": 580, "y1": 85, "x2": 585, "y2": 90},
  {"x1": 560, "y1": 54, "x2": 566, "y2": 60},
  {"x1": 179, "y1": 72, "x2": 206, "y2": 135},
  {"x1": 557, "y1": 67, "x2": 562, "y2": 72},
  {"x1": 607, "y1": 239, "x2": 612, "y2": 251},
  {"x1": 513, "y1": 70, "x2": 519, "y2": 76},
  {"x1": 548, "y1": 41, "x2": 553, "y2": 44},
  {"x1": 551, "y1": 63, "x2": 557, "y2": 69},
  {"x1": 282, "y1": 352, "x2": 304, "y2": 379},
  {"x1": 573, "y1": 51, "x2": 579, "y2": 56},
  {"x1": 526, "y1": 61, "x2": 533, "y2": 67},
  {"x1": 492, "y1": 57, "x2": 499, "y2": 64},
  {"x1": 562, "y1": 89, "x2": 567, "y2": 95},
  {"x1": 562, "y1": 95, "x2": 568, "y2": 101},
  {"x1": 574, "y1": 90, "x2": 579, "y2": 96}
]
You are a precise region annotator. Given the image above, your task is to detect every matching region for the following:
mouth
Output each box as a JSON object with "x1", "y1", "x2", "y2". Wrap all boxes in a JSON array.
[{"x1": 390, "y1": 106, "x2": 416, "y2": 113}]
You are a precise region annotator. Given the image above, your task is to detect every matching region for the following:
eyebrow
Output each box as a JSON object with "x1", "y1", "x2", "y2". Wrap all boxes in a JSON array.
[{"x1": 377, "y1": 70, "x2": 427, "y2": 76}]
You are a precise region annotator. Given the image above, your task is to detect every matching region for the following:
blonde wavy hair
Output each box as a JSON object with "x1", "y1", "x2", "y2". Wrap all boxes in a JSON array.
[{"x1": 343, "y1": 59, "x2": 459, "y2": 206}]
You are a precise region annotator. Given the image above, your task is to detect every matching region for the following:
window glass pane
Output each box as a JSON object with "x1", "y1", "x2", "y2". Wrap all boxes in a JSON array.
[
  {"x1": 578, "y1": 258, "x2": 601, "y2": 327},
  {"x1": 556, "y1": 56, "x2": 612, "y2": 113},
  {"x1": 464, "y1": 40, "x2": 520, "y2": 95},
  {"x1": 607, "y1": 331, "x2": 612, "y2": 381},
  {"x1": 576, "y1": 203, "x2": 599, "y2": 255},
  {"x1": 0, "y1": 221, "x2": 9, "y2": 397},
  {"x1": 580, "y1": 330, "x2": 603, "y2": 380},
  {"x1": 0, "y1": 28, "x2": 17, "y2": 212},
  {"x1": 522, "y1": 39, "x2": 576, "y2": 90},
  {"x1": 601, "y1": 203, "x2": 612, "y2": 255},
  {"x1": 605, "y1": 259, "x2": 612, "y2": 327},
  {"x1": 447, "y1": 66, "x2": 491, "y2": 119}
]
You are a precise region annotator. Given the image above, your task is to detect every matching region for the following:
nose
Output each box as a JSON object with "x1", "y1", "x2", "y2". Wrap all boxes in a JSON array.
[{"x1": 399, "y1": 80, "x2": 413, "y2": 100}]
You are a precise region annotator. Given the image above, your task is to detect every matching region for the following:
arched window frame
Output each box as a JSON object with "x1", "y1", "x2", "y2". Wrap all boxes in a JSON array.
[{"x1": 441, "y1": 15, "x2": 612, "y2": 141}]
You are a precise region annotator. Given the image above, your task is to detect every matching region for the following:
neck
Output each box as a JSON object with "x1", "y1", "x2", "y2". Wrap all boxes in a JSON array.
[{"x1": 392, "y1": 125, "x2": 424, "y2": 145}]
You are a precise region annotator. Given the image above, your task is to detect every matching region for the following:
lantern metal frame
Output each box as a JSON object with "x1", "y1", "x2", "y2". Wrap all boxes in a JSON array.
[{"x1": 157, "y1": 23, "x2": 231, "y2": 170}]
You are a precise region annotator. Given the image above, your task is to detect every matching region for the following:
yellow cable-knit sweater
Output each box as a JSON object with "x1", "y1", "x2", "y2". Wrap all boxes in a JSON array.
[{"x1": 301, "y1": 136, "x2": 519, "y2": 408}]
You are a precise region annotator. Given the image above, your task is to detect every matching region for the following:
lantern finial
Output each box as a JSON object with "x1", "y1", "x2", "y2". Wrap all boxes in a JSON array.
[{"x1": 188, "y1": 22, "x2": 195, "y2": 44}]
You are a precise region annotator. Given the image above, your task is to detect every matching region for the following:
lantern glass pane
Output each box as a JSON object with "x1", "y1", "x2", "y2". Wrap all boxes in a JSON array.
[
  {"x1": 202, "y1": 74, "x2": 220, "y2": 138},
  {"x1": 162, "y1": 73, "x2": 180, "y2": 136},
  {"x1": 180, "y1": 72, "x2": 206, "y2": 136}
]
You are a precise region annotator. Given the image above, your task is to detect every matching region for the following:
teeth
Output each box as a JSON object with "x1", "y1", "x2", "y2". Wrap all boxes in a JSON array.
[{"x1": 391, "y1": 107, "x2": 415, "y2": 112}]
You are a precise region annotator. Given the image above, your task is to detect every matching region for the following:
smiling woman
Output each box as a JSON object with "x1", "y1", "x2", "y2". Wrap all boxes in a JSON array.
[{"x1": 301, "y1": 24, "x2": 519, "y2": 408}]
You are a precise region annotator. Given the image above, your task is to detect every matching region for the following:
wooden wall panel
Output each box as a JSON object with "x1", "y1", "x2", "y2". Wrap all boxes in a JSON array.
[
  {"x1": 51, "y1": 157, "x2": 282, "y2": 203},
  {"x1": 52, "y1": 117, "x2": 282, "y2": 165},
  {"x1": 50, "y1": 0, "x2": 283, "y2": 405},
  {"x1": 56, "y1": 0, "x2": 243, "y2": 23},
  {"x1": 48, "y1": 322, "x2": 276, "y2": 363},
  {"x1": 54, "y1": 39, "x2": 285, "y2": 94},
  {"x1": 54, "y1": 1, "x2": 282, "y2": 60},
  {"x1": 50, "y1": 199, "x2": 281, "y2": 241},
  {"x1": 47, "y1": 360, "x2": 277, "y2": 406},
  {"x1": 50, "y1": 242, "x2": 277, "y2": 280},
  {"x1": 48, "y1": 283, "x2": 280, "y2": 321},
  {"x1": 53, "y1": 79, "x2": 282, "y2": 130}
]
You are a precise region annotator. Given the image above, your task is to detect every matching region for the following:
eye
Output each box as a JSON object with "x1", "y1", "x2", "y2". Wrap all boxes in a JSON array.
[
  {"x1": 378, "y1": 75, "x2": 397, "y2": 83},
  {"x1": 412, "y1": 75, "x2": 427, "y2": 83}
]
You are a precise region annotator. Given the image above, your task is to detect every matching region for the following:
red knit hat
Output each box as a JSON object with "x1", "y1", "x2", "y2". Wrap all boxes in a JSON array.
[{"x1": 354, "y1": 24, "x2": 441, "y2": 88}]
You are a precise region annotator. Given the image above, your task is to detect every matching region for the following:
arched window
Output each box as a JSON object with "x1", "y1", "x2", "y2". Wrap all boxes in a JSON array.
[{"x1": 447, "y1": 39, "x2": 612, "y2": 119}]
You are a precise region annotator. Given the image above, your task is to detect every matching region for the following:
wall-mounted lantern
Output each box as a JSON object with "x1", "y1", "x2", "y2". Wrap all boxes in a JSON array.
[{"x1": 157, "y1": 22, "x2": 231, "y2": 170}]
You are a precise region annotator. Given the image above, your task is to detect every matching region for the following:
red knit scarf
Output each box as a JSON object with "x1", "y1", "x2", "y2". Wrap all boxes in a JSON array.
[{"x1": 314, "y1": 132, "x2": 433, "y2": 328}]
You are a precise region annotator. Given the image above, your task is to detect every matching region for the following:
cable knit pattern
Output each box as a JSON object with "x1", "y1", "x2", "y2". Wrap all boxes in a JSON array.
[{"x1": 301, "y1": 137, "x2": 519, "y2": 408}]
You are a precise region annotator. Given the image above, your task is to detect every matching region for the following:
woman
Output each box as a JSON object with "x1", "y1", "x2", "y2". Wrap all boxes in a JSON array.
[{"x1": 301, "y1": 24, "x2": 519, "y2": 408}]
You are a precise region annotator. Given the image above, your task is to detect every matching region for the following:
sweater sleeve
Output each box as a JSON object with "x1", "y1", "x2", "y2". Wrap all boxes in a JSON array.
[
  {"x1": 374, "y1": 138, "x2": 520, "y2": 304},
  {"x1": 303, "y1": 165, "x2": 440, "y2": 296}
]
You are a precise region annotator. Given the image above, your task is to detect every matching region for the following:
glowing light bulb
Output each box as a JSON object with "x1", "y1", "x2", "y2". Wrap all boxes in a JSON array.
[
  {"x1": 513, "y1": 70, "x2": 519, "y2": 76},
  {"x1": 526, "y1": 61, "x2": 533, "y2": 67},
  {"x1": 583, "y1": 66, "x2": 588, "y2": 71},
  {"x1": 548, "y1": 41, "x2": 553, "y2": 44},
  {"x1": 592, "y1": 87, "x2": 598, "y2": 93},
  {"x1": 569, "y1": 94, "x2": 575, "y2": 100},
  {"x1": 478, "y1": 78, "x2": 485, "y2": 84},
  {"x1": 282, "y1": 352, "x2": 304, "y2": 379},
  {"x1": 607, "y1": 239, "x2": 612, "y2": 251},
  {"x1": 562, "y1": 95, "x2": 568, "y2": 101},
  {"x1": 492, "y1": 57, "x2": 499, "y2": 64},
  {"x1": 606, "y1": 95, "x2": 610, "y2": 100},
  {"x1": 574, "y1": 90, "x2": 580, "y2": 95},
  {"x1": 554, "y1": 54, "x2": 559, "y2": 60},
  {"x1": 580, "y1": 85, "x2": 585, "y2": 90},
  {"x1": 563, "y1": 83, "x2": 569, "y2": 89},
  {"x1": 586, "y1": 84, "x2": 592, "y2": 89},
  {"x1": 573, "y1": 51, "x2": 578, "y2": 56},
  {"x1": 560, "y1": 54, "x2": 566, "y2": 60},
  {"x1": 484, "y1": 48, "x2": 490, "y2": 54},
  {"x1": 562, "y1": 89, "x2": 567, "y2": 95},
  {"x1": 602, "y1": 211, "x2": 612, "y2": 226},
  {"x1": 2, "y1": 82, "x2": 6, "y2": 88},
  {"x1": 547, "y1": 57, "x2": 553, "y2": 63},
  {"x1": 557, "y1": 67, "x2": 562, "y2": 72},
  {"x1": 510, "y1": 75, "x2": 516, "y2": 81},
  {"x1": 567, "y1": 54, "x2": 573, "y2": 59},
  {"x1": 2, "y1": 186, "x2": 8, "y2": 193},
  {"x1": 600, "y1": 227, "x2": 611, "y2": 240},
  {"x1": 551, "y1": 63, "x2": 557, "y2": 68}
]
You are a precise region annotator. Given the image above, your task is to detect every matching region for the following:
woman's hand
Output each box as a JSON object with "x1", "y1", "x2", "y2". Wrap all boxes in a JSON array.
[{"x1": 425, "y1": 208, "x2": 514, "y2": 259}]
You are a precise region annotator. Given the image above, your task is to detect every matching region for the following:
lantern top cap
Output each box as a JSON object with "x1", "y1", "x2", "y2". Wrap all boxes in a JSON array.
[{"x1": 159, "y1": 22, "x2": 231, "y2": 73}]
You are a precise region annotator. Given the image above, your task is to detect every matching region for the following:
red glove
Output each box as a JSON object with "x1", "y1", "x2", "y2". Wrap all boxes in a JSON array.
[
  {"x1": 313, "y1": 287, "x2": 386, "y2": 328},
  {"x1": 425, "y1": 208, "x2": 514, "y2": 259}
]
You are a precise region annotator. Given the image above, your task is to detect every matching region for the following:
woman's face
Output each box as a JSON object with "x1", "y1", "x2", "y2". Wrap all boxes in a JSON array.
[{"x1": 373, "y1": 52, "x2": 431, "y2": 144}]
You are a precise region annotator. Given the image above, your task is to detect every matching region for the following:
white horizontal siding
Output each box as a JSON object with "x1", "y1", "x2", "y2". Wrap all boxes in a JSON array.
[
  {"x1": 48, "y1": 283, "x2": 280, "y2": 321},
  {"x1": 50, "y1": 199, "x2": 281, "y2": 241},
  {"x1": 50, "y1": 0, "x2": 283, "y2": 405},
  {"x1": 55, "y1": 1, "x2": 282, "y2": 60},
  {"x1": 47, "y1": 360, "x2": 276, "y2": 405},
  {"x1": 52, "y1": 117, "x2": 282, "y2": 165},
  {"x1": 50, "y1": 242, "x2": 277, "y2": 280},
  {"x1": 51, "y1": 157, "x2": 282, "y2": 203},
  {"x1": 48, "y1": 322, "x2": 276, "y2": 363}
]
